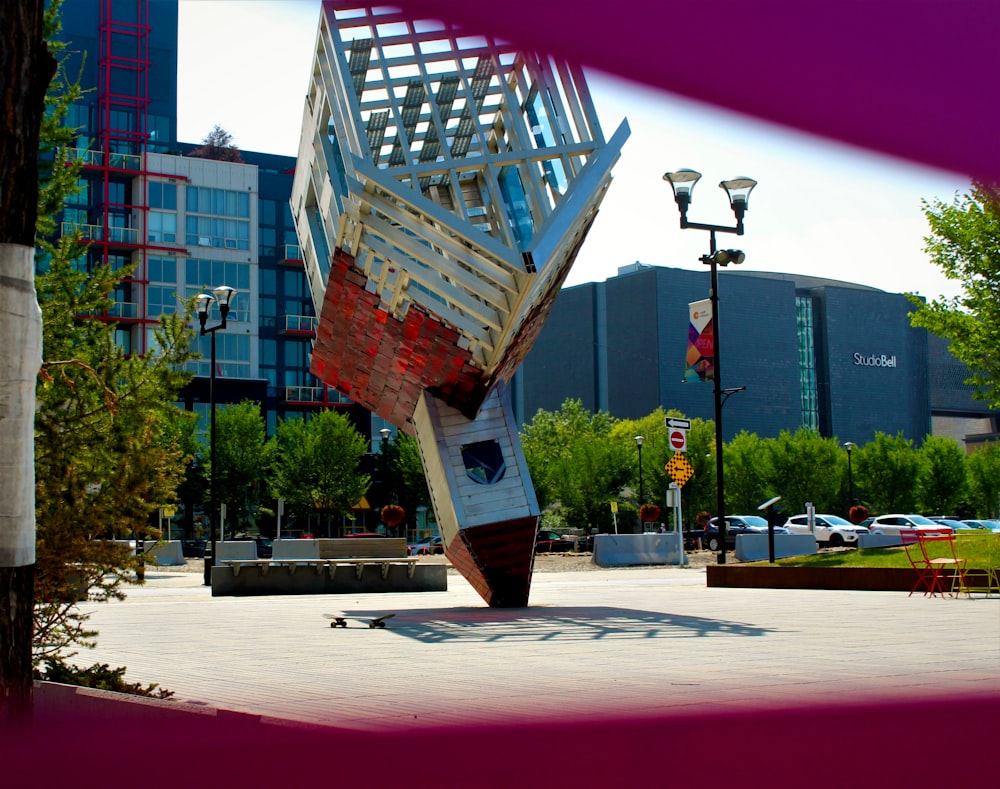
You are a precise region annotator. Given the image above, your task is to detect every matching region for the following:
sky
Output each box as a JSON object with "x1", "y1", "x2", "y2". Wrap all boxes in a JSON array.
[{"x1": 177, "y1": 0, "x2": 971, "y2": 301}]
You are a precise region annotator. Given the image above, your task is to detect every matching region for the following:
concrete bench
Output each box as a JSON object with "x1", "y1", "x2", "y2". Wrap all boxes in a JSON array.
[{"x1": 223, "y1": 556, "x2": 420, "y2": 579}]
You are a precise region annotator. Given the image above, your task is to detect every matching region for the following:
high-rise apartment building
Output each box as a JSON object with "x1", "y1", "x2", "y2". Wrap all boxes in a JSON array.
[{"x1": 52, "y1": 0, "x2": 390, "y2": 538}]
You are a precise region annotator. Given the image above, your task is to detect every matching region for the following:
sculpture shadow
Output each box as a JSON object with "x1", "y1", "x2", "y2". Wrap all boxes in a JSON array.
[{"x1": 336, "y1": 606, "x2": 774, "y2": 643}]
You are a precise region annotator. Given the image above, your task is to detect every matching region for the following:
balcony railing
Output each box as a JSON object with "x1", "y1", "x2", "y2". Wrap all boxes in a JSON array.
[
  {"x1": 60, "y1": 222, "x2": 140, "y2": 246},
  {"x1": 284, "y1": 386, "x2": 351, "y2": 405},
  {"x1": 106, "y1": 301, "x2": 139, "y2": 319},
  {"x1": 280, "y1": 315, "x2": 318, "y2": 336},
  {"x1": 66, "y1": 147, "x2": 142, "y2": 172},
  {"x1": 279, "y1": 244, "x2": 303, "y2": 265}
]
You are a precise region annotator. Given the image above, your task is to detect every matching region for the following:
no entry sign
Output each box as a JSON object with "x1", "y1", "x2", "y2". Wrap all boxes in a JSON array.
[{"x1": 669, "y1": 428, "x2": 687, "y2": 452}]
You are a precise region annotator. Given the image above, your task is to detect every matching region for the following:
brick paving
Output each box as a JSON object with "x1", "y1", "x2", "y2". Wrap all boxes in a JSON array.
[{"x1": 73, "y1": 564, "x2": 1000, "y2": 731}]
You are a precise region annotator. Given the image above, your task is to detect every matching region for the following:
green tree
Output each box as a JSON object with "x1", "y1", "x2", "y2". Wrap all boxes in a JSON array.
[
  {"x1": 521, "y1": 399, "x2": 630, "y2": 532},
  {"x1": 677, "y1": 418, "x2": 717, "y2": 526},
  {"x1": 853, "y1": 432, "x2": 921, "y2": 514},
  {"x1": 33, "y1": 256, "x2": 197, "y2": 664},
  {"x1": 188, "y1": 123, "x2": 243, "y2": 163},
  {"x1": 265, "y1": 410, "x2": 369, "y2": 535},
  {"x1": 760, "y1": 429, "x2": 844, "y2": 516},
  {"x1": 724, "y1": 430, "x2": 769, "y2": 514},
  {"x1": 212, "y1": 400, "x2": 267, "y2": 532},
  {"x1": 393, "y1": 431, "x2": 431, "y2": 532},
  {"x1": 915, "y1": 435, "x2": 966, "y2": 515},
  {"x1": 965, "y1": 443, "x2": 1000, "y2": 518},
  {"x1": 909, "y1": 183, "x2": 1000, "y2": 406}
]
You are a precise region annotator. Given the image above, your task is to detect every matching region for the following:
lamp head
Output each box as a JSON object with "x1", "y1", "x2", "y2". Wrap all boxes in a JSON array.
[
  {"x1": 720, "y1": 176, "x2": 757, "y2": 225},
  {"x1": 195, "y1": 293, "x2": 213, "y2": 331},
  {"x1": 212, "y1": 285, "x2": 236, "y2": 323},
  {"x1": 663, "y1": 169, "x2": 702, "y2": 219},
  {"x1": 843, "y1": 441, "x2": 856, "y2": 453},
  {"x1": 634, "y1": 435, "x2": 644, "y2": 448},
  {"x1": 380, "y1": 428, "x2": 391, "y2": 441}
]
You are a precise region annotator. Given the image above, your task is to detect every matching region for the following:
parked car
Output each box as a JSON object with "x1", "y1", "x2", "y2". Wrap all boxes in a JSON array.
[
  {"x1": 535, "y1": 530, "x2": 575, "y2": 553},
  {"x1": 408, "y1": 535, "x2": 444, "y2": 556},
  {"x1": 702, "y1": 516, "x2": 788, "y2": 552},
  {"x1": 929, "y1": 517, "x2": 975, "y2": 532},
  {"x1": 866, "y1": 514, "x2": 953, "y2": 537},
  {"x1": 960, "y1": 519, "x2": 1000, "y2": 532},
  {"x1": 783, "y1": 513, "x2": 870, "y2": 547}
]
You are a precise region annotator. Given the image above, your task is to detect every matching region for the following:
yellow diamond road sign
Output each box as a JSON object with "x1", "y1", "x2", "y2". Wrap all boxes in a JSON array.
[{"x1": 665, "y1": 453, "x2": 695, "y2": 487}]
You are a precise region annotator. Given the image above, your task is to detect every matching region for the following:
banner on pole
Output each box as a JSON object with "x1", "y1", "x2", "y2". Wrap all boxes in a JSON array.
[{"x1": 685, "y1": 299, "x2": 714, "y2": 382}]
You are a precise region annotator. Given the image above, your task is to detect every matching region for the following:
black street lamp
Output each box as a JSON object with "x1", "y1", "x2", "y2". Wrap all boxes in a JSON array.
[
  {"x1": 844, "y1": 441, "x2": 856, "y2": 512},
  {"x1": 664, "y1": 169, "x2": 757, "y2": 564},
  {"x1": 634, "y1": 435, "x2": 644, "y2": 533},
  {"x1": 379, "y1": 428, "x2": 397, "y2": 536},
  {"x1": 197, "y1": 284, "x2": 236, "y2": 586}
]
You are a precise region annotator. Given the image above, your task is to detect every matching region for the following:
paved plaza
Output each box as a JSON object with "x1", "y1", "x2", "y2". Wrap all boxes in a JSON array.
[{"x1": 72, "y1": 563, "x2": 1000, "y2": 731}]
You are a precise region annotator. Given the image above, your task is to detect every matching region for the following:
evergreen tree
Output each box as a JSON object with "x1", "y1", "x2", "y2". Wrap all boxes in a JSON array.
[{"x1": 188, "y1": 123, "x2": 243, "y2": 163}]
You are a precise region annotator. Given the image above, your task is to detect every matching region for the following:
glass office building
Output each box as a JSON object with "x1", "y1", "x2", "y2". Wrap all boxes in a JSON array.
[{"x1": 516, "y1": 264, "x2": 998, "y2": 449}]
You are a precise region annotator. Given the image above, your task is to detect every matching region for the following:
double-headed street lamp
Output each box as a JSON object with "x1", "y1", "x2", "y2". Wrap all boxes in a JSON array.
[
  {"x1": 664, "y1": 169, "x2": 757, "y2": 564},
  {"x1": 197, "y1": 284, "x2": 236, "y2": 587},
  {"x1": 844, "y1": 441, "x2": 857, "y2": 512}
]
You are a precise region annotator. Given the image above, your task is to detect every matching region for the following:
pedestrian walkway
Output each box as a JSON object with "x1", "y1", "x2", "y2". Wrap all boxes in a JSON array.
[
  {"x1": 11, "y1": 564, "x2": 998, "y2": 788},
  {"x1": 71, "y1": 564, "x2": 1000, "y2": 731}
]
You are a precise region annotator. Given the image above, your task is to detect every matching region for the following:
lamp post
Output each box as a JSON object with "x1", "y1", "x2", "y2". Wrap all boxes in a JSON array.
[
  {"x1": 664, "y1": 169, "x2": 757, "y2": 564},
  {"x1": 379, "y1": 428, "x2": 395, "y2": 536},
  {"x1": 197, "y1": 285, "x2": 236, "y2": 586},
  {"x1": 634, "y1": 435, "x2": 644, "y2": 533},
  {"x1": 843, "y1": 441, "x2": 856, "y2": 512}
]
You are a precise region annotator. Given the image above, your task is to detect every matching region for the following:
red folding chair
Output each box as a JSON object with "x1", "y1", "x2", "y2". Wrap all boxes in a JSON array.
[
  {"x1": 904, "y1": 538, "x2": 934, "y2": 596},
  {"x1": 917, "y1": 533, "x2": 969, "y2": 598}
]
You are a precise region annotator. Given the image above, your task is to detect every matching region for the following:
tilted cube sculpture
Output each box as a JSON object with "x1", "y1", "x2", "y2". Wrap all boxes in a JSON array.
[{"x1": 291, "y1": 1, "x2": 627, "y2": 606}]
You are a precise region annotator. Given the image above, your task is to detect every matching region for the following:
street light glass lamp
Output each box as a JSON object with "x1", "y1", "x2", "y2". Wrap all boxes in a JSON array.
[
  {"x1": 634, "y1": 435, "x2": 644, "y2": 448},
  {"x1": 212, "y1": 284, "x2": 236, "y2": 321},
  {"x1": 195, "y1": 292, "x2": 213, "y2": 328},
  {"x1": 663, "y1": 169, "x2": 702, "y2": 217},
  {"x1": 720, "y1": 176, "x2": 758, "y2": 223}
]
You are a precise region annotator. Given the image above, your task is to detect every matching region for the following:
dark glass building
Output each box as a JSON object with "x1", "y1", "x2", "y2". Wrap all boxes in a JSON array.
[{"x1": 516, "y1": 264, "x2": 996, "y2": 448}]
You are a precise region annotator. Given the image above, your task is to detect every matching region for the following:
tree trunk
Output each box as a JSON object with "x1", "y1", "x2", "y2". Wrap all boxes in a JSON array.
[{"x1": 0, "y1": 0, "x2": 57, "y2": 727}]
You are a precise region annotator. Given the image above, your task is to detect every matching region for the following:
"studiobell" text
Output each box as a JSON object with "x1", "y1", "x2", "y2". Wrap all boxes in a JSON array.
[{"x1": 853, "y1": 353, "x2": 897, "y2": 368}]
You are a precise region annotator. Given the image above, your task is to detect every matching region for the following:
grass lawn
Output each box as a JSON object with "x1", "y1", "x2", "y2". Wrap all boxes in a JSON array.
[{"x1": 759, "y1": 532, "x2": 999, "y2": 570}]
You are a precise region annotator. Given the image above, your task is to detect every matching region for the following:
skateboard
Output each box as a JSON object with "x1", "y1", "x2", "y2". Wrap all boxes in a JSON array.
[{"x1": 324, "y1": 613, "x2": 395, "y2": 629}]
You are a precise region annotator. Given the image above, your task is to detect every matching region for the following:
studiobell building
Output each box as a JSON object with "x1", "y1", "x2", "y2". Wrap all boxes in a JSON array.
[{"x1": 514, "y1": 263, "x2": 998, "y2": 448}]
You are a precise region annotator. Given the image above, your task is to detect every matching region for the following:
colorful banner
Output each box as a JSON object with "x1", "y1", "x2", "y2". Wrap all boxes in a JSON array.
[{"x1": 685, "y1": 299, "x2": 714, "y2": 382}]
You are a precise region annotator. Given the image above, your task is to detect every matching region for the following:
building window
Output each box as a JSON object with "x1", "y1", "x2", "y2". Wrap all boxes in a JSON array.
[
  {"x1": 796, "y1": 295, "x2": 819, "y2": 431},
  {"x1": 185, "y1": 186, "x2": 251, "y2": 250},
  {"x1": 149, "y1": 182, "x2": 177, "y2": 210},
  {"x1": 148, "y1": 211, "x2": 177, "y2": 242}
]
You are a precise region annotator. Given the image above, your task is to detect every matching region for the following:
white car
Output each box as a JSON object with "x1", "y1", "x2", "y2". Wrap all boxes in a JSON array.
[
  {"x1": 867, "y1": 514, "x2": 953, "y2": 537},
  {"x1": 784, "y1": 514, "x2": 869, "y2": 548}
]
